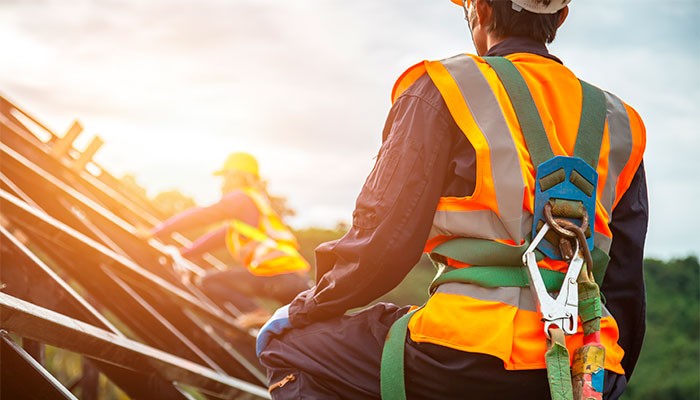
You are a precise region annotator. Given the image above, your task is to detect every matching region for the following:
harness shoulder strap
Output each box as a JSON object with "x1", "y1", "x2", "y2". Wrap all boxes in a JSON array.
[
  {"x1": 482, "y1": 56, "x2": 554, "y2": 168},
  {"x1": 574, "y1": 80, "x2": 607, "y2": 169}
]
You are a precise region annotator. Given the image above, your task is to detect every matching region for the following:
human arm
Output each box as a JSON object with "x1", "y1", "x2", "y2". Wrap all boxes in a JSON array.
[
  {"x1": 288, "y1": 76, "x2": 469, "y2": 329},
  {"x1": 151, "y1": 191, "x2": 259, "y2": 238},
  {"x1": 601, "y1": 162, "x2": 649, "y2": 380},
  {"x1": 180, "y1": 226, "x2": 227, "y2": 259}
]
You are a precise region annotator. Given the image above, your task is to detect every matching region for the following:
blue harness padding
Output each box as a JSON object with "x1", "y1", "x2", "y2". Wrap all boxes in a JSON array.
[{"x1": 532, "y1": 156, "x2": 598, "y2": 259}]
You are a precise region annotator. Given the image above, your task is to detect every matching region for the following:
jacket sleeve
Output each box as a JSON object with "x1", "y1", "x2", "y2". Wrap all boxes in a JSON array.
[
  {"x1": 180, "y1": 226, "x2": 228, "y2": 258},
  {"x1": 151, "y1": 191, "x2": 259, "y2": 238},
  {"x1": 289, "y1": 80, "x2": 462, "y2": 328},
  {"x1": 601, "y1": 162, "x2": 649, "y2": 380}
]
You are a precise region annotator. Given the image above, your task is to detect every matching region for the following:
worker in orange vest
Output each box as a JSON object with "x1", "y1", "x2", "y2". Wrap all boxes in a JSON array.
[
  {"x1": 150, "y1": 152, "x2": 311, "y2": 323},
  {"x1": 256, "y1": 1, "x2": 647, "y2": 398}
]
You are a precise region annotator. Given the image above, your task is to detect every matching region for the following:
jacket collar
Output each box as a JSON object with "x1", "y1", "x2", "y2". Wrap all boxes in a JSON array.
[{"x1": 485, "y1": 37, "x2": 563, "y2": 64}]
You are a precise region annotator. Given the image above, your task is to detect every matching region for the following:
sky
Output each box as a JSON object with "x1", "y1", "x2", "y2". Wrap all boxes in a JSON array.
[{"x1": 1, "y1": 0, "x2": 698, "y2": 259}]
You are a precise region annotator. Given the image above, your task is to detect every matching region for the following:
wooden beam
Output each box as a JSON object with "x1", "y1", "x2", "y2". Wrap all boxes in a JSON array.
[
  {"x1": 0, "y1": 293, "x2": 270, "y2": 399},
  {"x1": 71, "y1": 135, "x2": 103, "y2": 173},
  {"x1": 0, "y1": 332, "x2": 78, "y2": 400},
  {"x1": 49, "y1": 120, "x2": 83, "y2": 159}
]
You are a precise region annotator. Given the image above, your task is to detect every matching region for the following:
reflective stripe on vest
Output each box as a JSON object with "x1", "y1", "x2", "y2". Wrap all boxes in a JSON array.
[
  {"x1": 225, "y1": 187, "x2": 310, "y2": 276},
  {"x1": 390, "y1": 53, "x2": 645, "y2": 373},
  {"x1": 434, "y1": 283, "x2": 612, "y2": 318}
]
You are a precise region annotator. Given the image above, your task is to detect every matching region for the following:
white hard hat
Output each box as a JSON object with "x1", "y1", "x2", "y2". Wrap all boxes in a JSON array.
[
  {"x1": 511, "y1": 0, "x2": 570, "y2": 14},
  {"x1": 452, "y1": 0, "x2": 570, "y2": 15}
]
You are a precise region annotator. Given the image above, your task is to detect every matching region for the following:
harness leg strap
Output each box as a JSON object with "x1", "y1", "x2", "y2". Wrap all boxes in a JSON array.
[{"x1": 380, "y1": 309, "x2": 417, "y2": 400}]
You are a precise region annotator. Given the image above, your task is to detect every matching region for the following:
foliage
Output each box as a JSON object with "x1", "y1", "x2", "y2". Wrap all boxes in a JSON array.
[
  {"x1": 44, "y1": 345, "x2": 129, "y2": 399},
  {"x1": 117, "y1": 173, "x2": 147, "y2": 199},
  {"x1": 268, "y1": 193, "x2": 295, "y2": 219},
  {"x1": 151, "y1": 189, "x2": 196, "y2": 218},
  {"x1": 623, "y1": 256, "x2": 700, "y2": 399},
  {"x1": 293, "y1": 226, "x2": 349, "y2": 276}
]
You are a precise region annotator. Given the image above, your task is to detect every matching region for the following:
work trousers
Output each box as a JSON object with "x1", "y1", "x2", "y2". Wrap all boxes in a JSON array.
[
  {"x1": 258, "y1": 303, "x2": 628, "y2": 400},
  {"x1": 199, "y1": 268, "x2": 311, "y2": 312}
]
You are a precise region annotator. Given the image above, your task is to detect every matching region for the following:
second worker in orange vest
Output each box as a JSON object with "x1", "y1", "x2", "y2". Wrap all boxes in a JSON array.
[{"x1": 151, "y1": 152, "x2": 311, "y2": 323}]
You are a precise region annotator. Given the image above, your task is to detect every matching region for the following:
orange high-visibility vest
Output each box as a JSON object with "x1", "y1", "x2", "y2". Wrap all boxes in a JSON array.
[
  {"x1": 392, "y1": 53, "x2": 646, "y2": 374},
  {"x1": 225, "y1": 187, "x2": 310, "y2": 276}
]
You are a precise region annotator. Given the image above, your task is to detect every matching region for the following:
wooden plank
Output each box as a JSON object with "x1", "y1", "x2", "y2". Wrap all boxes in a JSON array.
[
  {"x1": 50, "y1": 120, "x2": 83, "y2": 159},
  {"x1": 0, "y1": 332, "x2": 78, "y2": 400},
  {"x1": 0, "y1": 293, "x2": 270, "y2": 399},
  {"x1": 0, "y1": 188, "x2": 233, "y2": 326},
  {"x1": 0, "y1": 190, "x2": 265, "y2": 383},
  {"x1": 71, "y1": 135, "x2": 103, "y2": 172}
]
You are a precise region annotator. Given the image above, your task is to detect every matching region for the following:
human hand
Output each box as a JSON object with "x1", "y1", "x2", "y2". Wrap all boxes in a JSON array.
[
  {"x1": 255, "y1": 304, "x2": 292, "y2": 357},
  {"x1": 162, "y1": 245, "x2": 192, "y2": 284}
]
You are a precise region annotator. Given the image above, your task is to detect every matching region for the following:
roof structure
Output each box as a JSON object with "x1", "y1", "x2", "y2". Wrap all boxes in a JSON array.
[{"x1": 0, "y1": 95, "x2": 270, "y2": 399}]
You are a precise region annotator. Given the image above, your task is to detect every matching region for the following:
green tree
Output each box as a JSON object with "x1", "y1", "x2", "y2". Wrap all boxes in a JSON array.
[
  {"x1": 118, "y1": 173, "x2": 147, "y2": 199},
  {"x1": 151, "y1": 189, "x2": 196, "y2": 218},
  {"x1": 293, "y1": 225, "x2": 348, "y2": 276},
  {"x1": 624, "y1": 256, "x2": 700, "y2": 399}
]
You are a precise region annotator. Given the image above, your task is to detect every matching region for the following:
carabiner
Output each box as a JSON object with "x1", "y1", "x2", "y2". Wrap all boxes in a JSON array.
[{"x1": 523, "y1": 223, "x2": 583, "y2": 337}]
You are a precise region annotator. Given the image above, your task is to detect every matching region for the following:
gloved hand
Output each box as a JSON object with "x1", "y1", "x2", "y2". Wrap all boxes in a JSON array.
[{"x1": 255, "y1": 304, "x2": 292, "y2": 357}]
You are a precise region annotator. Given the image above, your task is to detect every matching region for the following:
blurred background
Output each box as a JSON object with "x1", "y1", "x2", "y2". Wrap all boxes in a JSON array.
[{"x1": 1, "y1": 0, "x2": 698, "y2": 399}]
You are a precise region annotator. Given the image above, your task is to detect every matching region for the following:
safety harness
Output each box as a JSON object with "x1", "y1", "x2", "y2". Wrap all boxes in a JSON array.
[{"x1": 380, "y1": 57, "x2": 608, "y2": 400}]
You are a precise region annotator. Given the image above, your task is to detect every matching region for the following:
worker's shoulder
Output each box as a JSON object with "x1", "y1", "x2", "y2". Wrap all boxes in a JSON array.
[
  {"x1": 391, "y1": 64, "x2": 447, "y2": 114},
  {"x1": 220, "y1": 189, "x2": 259, "y2": 209},
  {"x1": 594, "y1": 86, "x2": 646, "y2": 132},
  {"x1": 391, "y1": 53, "x2": 481, "y2": 104}
]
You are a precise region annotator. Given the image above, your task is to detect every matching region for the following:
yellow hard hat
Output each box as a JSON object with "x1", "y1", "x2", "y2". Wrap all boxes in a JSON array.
[
  {"x1": 450, "y1": 0, "x2": 570, "y2": 14},
  {"x1": 214, "y1": 152, "x2": 259, "y2": 177}
]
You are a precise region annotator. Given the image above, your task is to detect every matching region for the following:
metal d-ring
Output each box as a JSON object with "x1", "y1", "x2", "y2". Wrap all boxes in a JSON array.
[{"x1": 543, "y1": 202, "x2": 589, "y2": 239}]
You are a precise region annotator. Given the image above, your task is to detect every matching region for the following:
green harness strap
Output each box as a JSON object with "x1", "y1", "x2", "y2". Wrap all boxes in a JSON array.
[
  {"x1": 379, "y1": 245, "x2": 610, "y2": 399},
  {"x1": 431, "y1": 237, "x2": 540, "y2": 266},
  {"x1": 482, "y1": 56, "x2": 555, "y2": 168},
  {"x1": 547, "y1": 327, "x2": 575, "y2": 400},
  {"x1": 381, "y1": 309, "x2": 417, "y2": 400},
  {"x1": 431, "y1": 237, "x2": 610, "y2": 288},
  {"x1": 431, "y1": 265, "x2": 564, "y2": 291},
  {"x1": 574, "y1": 80, "x2": 607, "y2": 169},
  {"x1": 483, "y1": 57, "x2": 607, "y2": 400}
]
